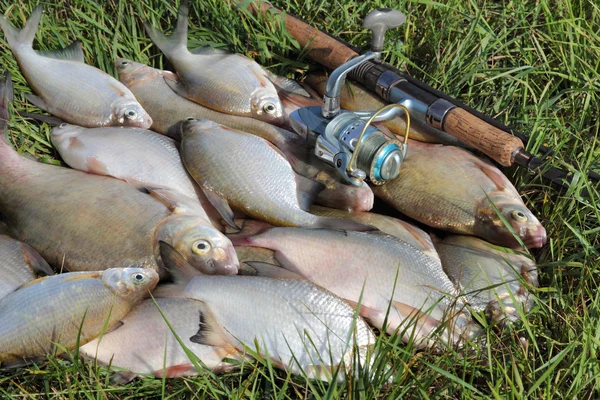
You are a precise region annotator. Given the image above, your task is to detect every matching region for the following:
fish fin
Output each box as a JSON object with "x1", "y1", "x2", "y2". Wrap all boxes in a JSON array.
[
  {"x1": 226, "y1": 219, "x2": 273, "y2": 245},
  {"x1": 314, "y1": 216, "x2": 377, "y2": 232},
  {"x1": 21, "y1": 243, "x2": 53, "y2": 277},
  {"x1": 295, "y1": 174, "x2": 325, "y2": 211},
  {"x1": 201, "y1": 188, "x2": 239, "y2": 230},
  {"x1": 163, "y1": 73, "x2": 192, "y2": 98},
  {"x1": 158, "y1": 241, "x2": 203, "y2": 282},
  {"x1": 393, "y1": 301, "x2": 440, "y2": 333},
  {"x1": 86, "y1": 156, "x2": 110, "y2": 175},
  {"x1": 477, "y1": 160, "x2": 510, "y2": 191},
  {"x1": 147, "y1": 187, "x2": 205, "y2": 216},
  {"x1": 0, "y1": 71, "x2": 13, "y2": 132},
  {"x1": 244, "y1": 261, "x2": 304, "y2": 280},
  {"x1": 144, "y1": 0, "x2": 189, "y2": 58},
  {"x1": 25, "y1": 94, "x2": 49, "y2": 113},
  {"x1": 279, "y1": 87, "x2": 322, "y2": 109},
  {"x1": 110, "y1": 371, "x2": 138, "y2": 385},
  {"x1": 20, "y1": 112, "x2": 64, "y2": 126},
  {"x1": 0, "y1": 5, "x2": 42, "y2": 50},
  {"x1": 36, "y1": 41, "x2": 85, "y2": 62},
  {"x1": 266, "y1": 71, "x2": 311, "y2": 97},
  {"x1": 188, "y1": 304, "x2": 232, "y2": 350},
  {"x1": 154, "y1": 363, "x2": 196, "y2": 379},
  {"x1": 190, "y1": 45, "x2": 230, "y2": 55}
]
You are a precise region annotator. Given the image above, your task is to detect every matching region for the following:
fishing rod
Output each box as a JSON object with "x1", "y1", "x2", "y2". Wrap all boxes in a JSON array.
[{"x1": 241, "y1": 2, "x2": 599, "y2": 194}]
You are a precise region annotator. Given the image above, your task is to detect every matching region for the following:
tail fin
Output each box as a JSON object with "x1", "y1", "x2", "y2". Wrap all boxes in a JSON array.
[
  {"x1": 0, "y1": 6, "x2": 43, "y2": 50},
  {"x1": 144, "y1": 0, "x2": 189, "y2": 58}
]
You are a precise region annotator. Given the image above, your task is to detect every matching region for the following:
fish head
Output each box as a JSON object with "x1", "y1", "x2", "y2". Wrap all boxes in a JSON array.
[
  {"x1": 173, "y1": 224, "x2": 239, "y2": 276},
  {"x1": 115, "y1": 58, "x2": 149, "y2": 85},
  {"x1": 102, "y1": 268, "x2": 159, "y2": 300},
  {"x1": 475, "y1": 191, "x2": 547, "y2": 249},
  {"x1": 250, "y1": 89, "x2": 284, "y2": 125},
  {"x1": 111, "y1": 97, "x2": 153, "y2": 129}
]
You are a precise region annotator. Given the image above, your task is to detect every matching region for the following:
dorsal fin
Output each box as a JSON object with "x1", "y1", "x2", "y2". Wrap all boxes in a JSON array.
[{"x1": 36, "y1": 41, "x2": 85, "y2": 63}]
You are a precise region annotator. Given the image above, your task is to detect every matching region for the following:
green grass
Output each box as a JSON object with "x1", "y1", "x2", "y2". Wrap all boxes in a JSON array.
[{"x1": 1, "y1": 0, "x2": 599, "y2": 398}]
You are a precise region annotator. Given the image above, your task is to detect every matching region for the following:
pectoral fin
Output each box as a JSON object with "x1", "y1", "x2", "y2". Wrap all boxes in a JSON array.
[
  {"x1": 25, "y1": 94, "x2": 49, "y2": 113},
  {"x1": 201, "y1": 189, "x2": 239, "y2": 230}
]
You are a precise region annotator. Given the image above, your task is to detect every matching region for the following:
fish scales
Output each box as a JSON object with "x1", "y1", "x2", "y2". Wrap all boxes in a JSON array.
[
  {"x1": 51, "y1": 125, "x2": 199, "y2": 201},
  {"x1": 183, "y1": 122, "x2": 321, "y2": 227},
  {"x1": 182, "y1": 274, "x2": 374, "y2": 374},
  {"x1": 0, "y1": 149, "x2": 166, "y2": 271},
  {"x1": 372, "y1": 141, "x2": 546, "y2": 248},
  {"x1": 0, "y1": 7, "x2": 152, "y2": 128},
  {"x1": 0, "y1": 268, "x2": 158, "y2": 363},
  {"x1": 0, "y1": 235, "x2": 52, "y2": 299},
  {"x1": 80, "y1": 298, "x2": 235, "y2": 380}
]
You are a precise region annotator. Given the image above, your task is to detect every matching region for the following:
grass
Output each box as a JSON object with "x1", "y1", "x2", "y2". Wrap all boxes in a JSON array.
[{"x1": 0, "y1": 0, "x2": 599, "y2": 398}]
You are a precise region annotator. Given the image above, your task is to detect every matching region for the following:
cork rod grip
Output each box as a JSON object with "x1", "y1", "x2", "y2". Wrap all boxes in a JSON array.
[
  {"x1": 443, "y1": 108, "x2": 523, "y2": 166},
  {"x1": 242, "y1": 2, "x2": 359, "y2": 70}
]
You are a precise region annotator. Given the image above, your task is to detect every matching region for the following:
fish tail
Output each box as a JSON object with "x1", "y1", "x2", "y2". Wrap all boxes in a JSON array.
[
  {"x1": 144, "y1": 0, "x2": 189, "y2": 58},
  {"x1": 0, "y1": 6, "x2": 43, "y2": 50}
]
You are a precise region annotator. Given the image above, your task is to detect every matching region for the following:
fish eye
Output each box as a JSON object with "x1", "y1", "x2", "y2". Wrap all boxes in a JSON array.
[
  {"x1": 125, "y1": 109, "x2": 138, "y2": 119},
  {"x1": 131, "y1": 272, "x2": 146, "y2": 284},
  {"x1": 186, "y1": 117, "x2": 196, "y2": 121},
  {"x1": 263, "y1": 102, "x2": 277, "y2": 114},
  {"x1": 511, "y1": 210, "x2": 528, "y2": 222},
  {"x1": 59, "y1": 123, "x2": 69, "y2": 128},
  {"x1": 192, "y1": 239, "x2": 211, "y2": 255},
  {"x1": 120, "y1": 61, "x2": 130, "y2": 67}
]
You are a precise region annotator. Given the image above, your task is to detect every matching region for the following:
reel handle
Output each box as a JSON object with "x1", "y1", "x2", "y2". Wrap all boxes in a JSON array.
[{"x1": 363, "y1": 8, "x2": 406, "y2": 52}]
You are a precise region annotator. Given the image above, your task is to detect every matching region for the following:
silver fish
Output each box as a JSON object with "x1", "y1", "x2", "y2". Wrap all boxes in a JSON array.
[
  {"x1": 230, "y1": 220, "x2": 478, "y2": 348},
  {"x1": 437, "y1": 235, "x2": 539, "y2": 324},
  {"x1": 0, "y1": 234, "x2": 53, "y2": 300},
  {"x1": 372, "y1": 140, "x2": 547, "y2": 248},
  {"x1": 0, "y1": 73, "x2": 238, "y2": 276},
  {"x1": 80, "y1": 298, "x2": 239, "y2": 383},
  {"x1": 181, "y1": 118, "x2": 372, "y2": 230},
  {"x1": 50, "y1": 123, "x2": 200, "y2": 204},
  {"x1": 0, "y1": 6, "x2": 152, "y2": 128},
  {"x1": 143, "y1": 0, "x2": 283, "y2": 124},
  {"x1": 0, "y1": 268, "x2": 158, "y2": 365},
  {"x1": 155, "y1": 242, "x2": 376, "y2": 381}
]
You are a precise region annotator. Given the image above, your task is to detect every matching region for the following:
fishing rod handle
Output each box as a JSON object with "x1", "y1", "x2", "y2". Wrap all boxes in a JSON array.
[{"x1": 443, "y1": 108, "x2": 524, "y2": 166}]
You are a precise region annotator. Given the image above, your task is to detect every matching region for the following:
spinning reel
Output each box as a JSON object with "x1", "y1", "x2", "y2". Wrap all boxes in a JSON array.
[{"x1": 289, "y1": 8, "x2": 410, "y2": 186}]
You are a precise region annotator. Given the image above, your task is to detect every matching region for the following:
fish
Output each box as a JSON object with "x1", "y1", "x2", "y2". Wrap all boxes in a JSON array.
[
  {"x1": 180, "y1": 118, "x2": 373, "y2": 231},
  {"x1": 116, "y1": 59, "x2": 302, "y2": 157},
  {"x1": 0, "y1": 268, "x2": 158, "y2": 365},
  {"x1": 116, "y1": 60, "x2": 374, "y2": 212},
  {"x1": 143, "y1": 0, "x2": 284, "y2": 124},
  {"x1": 436, "y1": 235, "x2": 538, "y2": 324},
  {"x1": 50, "y1": 123, "x2": 201, "y2": 204},
  {"x1": 154, "y1": 242, "x2": 376, "y2": 381},
  {"x1": 229, "y1": 220, "x2": 479, "y2": 348},
  {"x1": 309, "y1": 205, "x2": 439, "y2": 261},
  {"x1": 0, "y1": 74, "x2": 237, "y2": 276},
  {"x1": 0, "y1": 6, "x2": 152, "y2": 128},
  {"x1": 371, "y1": 140, "x2": 547, "y2": 248},
  {"x1": 0, "y1": 234, "x2": 53, "y2": 300},
  {"x1": 80, "y1": 298, "x2": 240, "y2": 383},
  {"x1": 304, "y1": 73, "x2": 462, "y2": 145}
]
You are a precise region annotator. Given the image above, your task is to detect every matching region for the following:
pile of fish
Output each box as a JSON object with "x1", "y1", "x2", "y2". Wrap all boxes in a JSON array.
[{"x1": 0, "y1": 1, "x2": 545, "y2": 383}]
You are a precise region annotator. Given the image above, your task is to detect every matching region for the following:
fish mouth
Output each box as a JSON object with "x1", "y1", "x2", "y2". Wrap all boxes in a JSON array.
[{"x1": 523, "y1": 225, "x2": 547, "y2": 248}]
